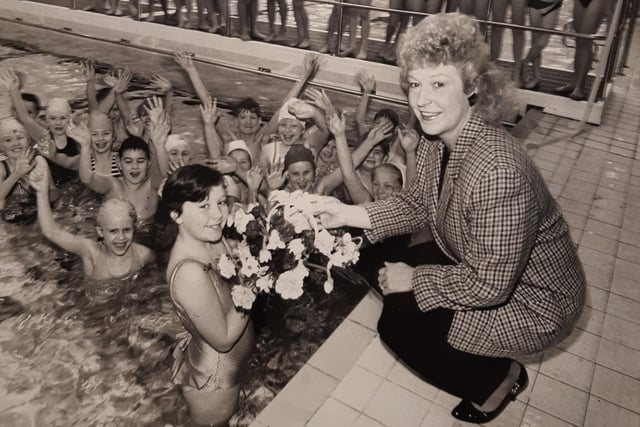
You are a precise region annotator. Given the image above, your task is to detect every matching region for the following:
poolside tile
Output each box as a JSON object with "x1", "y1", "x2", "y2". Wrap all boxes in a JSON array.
[
  {"x1": 484, "y1": 400, "x2": 527, "y2": 427},
  {"x1": 539, "y1": 347, "x2": 595, "y2": 392},
  {"x1": 521, "y1": 406, "x2": 578, "y2": 427},
  {"x1": 356, "y1": 336, "x2": 397, "y2": 377},
  {"x1": 610, "y1": 267, "x2": 640, "y2": 302},
  {"x1": 584, "y1": 395, "x2": 640, "y2": 427},
  {"x1": 308, "y1": 319, "x2": 376, "y2": 379},
  {"x1": 575, "y1": 306, "x2": 605, "y2": 336},
  {"x1": 386, "y1": 360, "x2": 440, "y2": 401},
  {"x1": 616, "y1": 242, "x2": 640, "y2": 263},
  {"x1": 619, "y1": 229, "x2": 640, "y2": 250},
  {"x1": 331, "y1": 365, "x2": 384, "y2": 411},
  {"x1": 596, "y1": 337, "x2": 640, "y2": 378},
  {"x1": 306, "y1": 397, "x2": 360, "y2": 427},
  {"x1": 605, "y1": 292, "x2": 640, "y2": 323},
  {"x1": 577, "y1": 246, "x2": 616, "y2": 275},
  {"x1": 364, "y1": 380, "x2": 430, "y2": 427},
  {"x1": 527, "y1": 373, "x2": 589, "y2": 426},
  {"x1": 579, "y1": 230, "x2": 619, "y2": 256},
  {"x1": 582, "y1": 263, "x2": 613, "y2": 291},
  {"x1": 585, "y1": 285, "x2": 609, "y2": 312},
  {"x1": 591, "y1": 365, "x2": 640, "y2": 413},
  {"x1": 255, "y1": 365, "x2": 337, "y2": 427},
  {"x1": 352, "y1": 414, "x2": 387, "y2": 427},
  {"x1": 601, "y1": 314, "x2": 640, "y2": 351},
  {"x1": 347, "y1": 290, "x2": 383, "y2": 332},
  {"x1": 583, "y1": 218, "x2": 622, "y2": 240},
  {"x1": 420, "y1": 403, "x2": 472, "y2": 427}
]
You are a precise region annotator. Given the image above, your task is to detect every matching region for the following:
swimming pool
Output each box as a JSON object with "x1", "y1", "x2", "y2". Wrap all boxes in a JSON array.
[{"x1": 0, "y1": 24, "x2": 377, "y2": 426}]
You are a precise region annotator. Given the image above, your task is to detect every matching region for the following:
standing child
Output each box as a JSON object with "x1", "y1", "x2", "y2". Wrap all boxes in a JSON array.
[{"x1": 30, "y1": 157, "x2": 155, "y2": 303}]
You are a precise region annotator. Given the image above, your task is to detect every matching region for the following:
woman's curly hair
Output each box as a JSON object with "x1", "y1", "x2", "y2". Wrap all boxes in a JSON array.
[{"x1": 397, "y1": 13, "x2": 515, "y2": 124}]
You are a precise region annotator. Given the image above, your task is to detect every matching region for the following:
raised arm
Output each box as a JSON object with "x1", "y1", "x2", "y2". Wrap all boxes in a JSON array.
[
  {"x1": 80, "y1": 61, "x2": 99, "y2": 112},
  {"x1": 31, "y1": 156, "x2": 93, "y2": 255},
  {"x1": 1, "y1": 69, "x2": 48, "y2": 142},
  {"x1": 173, "y1": 52, "x2": 211, "y2": 105},
  {"x1": 172, "y1": 262, "x2": 251, "y2": 352},
  {"x1": 149, "y1": 74, "x2": 174, "y2": 123},
  {"x1": 200, "y1": 98, "x2": 223, "y2": 158},
  {"x1": 355, "y1": 70, "x2": 376, "y2": 137},
  {"x1": 397, "y1": 126, "x2": 419, "y2": 187},
  {"x1": 108, "y1": 68, "x2": 143, "y2": 138},
  {"x1": 146, "y1": 97, "x2": 171, "y2": 185}
]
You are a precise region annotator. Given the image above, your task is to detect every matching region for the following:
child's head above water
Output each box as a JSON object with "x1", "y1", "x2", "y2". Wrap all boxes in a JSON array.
[
  {"x1": 0, "y1": 118, "x2": 29, "y2": 159},
  {"x1": 277, "y1": 99, "x2": 305, "y2": 146},
  {"x1": 45, "y1": 98, "x2": 72, "y2": 137},
  {"x1": 164, "y1": 134, "x2": 192, "y2": 166},
  {"x1": 284, "y1": 145, "x2": 315, "y2": 192},
  {"x1": 233, "y1": 97, "x2": 262, "y2": 136},
  {"x1": 96, "y1": 198, "x2": 137, "y2": 256},
  {"x1": 372, "y1": 163, "x2": 403, "y2": 201},
  {"x1": 88, "y1": 111, "x2": 115, "y2": 154},
  {"x1": 118, "y1": 136, "x2": 150, "y2": 184},
  {"x1": 225, "y1": 139, "x2": 253, "y2": 171},
  {"x1": 21, "y1": 93, "x2": 42, "y2": 119}
]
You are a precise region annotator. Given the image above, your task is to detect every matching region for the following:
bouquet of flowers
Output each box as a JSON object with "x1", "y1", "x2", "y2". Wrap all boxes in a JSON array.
[{"x1": 220, "y1": 190, "x2": 362, "y2": 310}]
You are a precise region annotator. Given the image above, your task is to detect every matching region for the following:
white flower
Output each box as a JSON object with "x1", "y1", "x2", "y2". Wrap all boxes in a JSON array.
[
  {"x1": 341, "y1": 232, "x2": 353, "y2": 244},
  {"x1": 240, "y1": 256, "x2": 260, "y2": 277},
  {"x1": 259, "y1": 249, "x2": 272, "y2": 263},
  {"x1": 234, "y1": 209, "x2": 254, "y2": 234},
  {"x1": 231, "y1": 285, "x2": 256, "y2": 310},
  {"x1": 284, "y1": 207, "x2": 312, "y2": 233},
  {"x1": 315, "y1": 229, "x2": 335, "y2": 257},
  {"x1": 256, "y1": 274, "x2": 273, "y2": 292},
  {"x1": 329, "y1": 250, "x2": 349, "y2": 267},
  {"x1": 275, "y1": 261, "x2": 309, "y2": 300},
  {"x1": 323, "y1": 275, "x2": 334, "y2": 294},
  {"x1": 218, "y1": 254, "x2": 236, "y2": 278},
  {"x1": 266, "y1": 229, "x2": 286, "y2": 250},
  {"x1": 288, "y1": 238, "x2": 305, "y2": 260}
]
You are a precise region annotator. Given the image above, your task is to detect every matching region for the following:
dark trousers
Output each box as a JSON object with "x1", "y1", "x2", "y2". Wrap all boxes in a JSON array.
[{"x1": 360, "y1": 238, "x2": 512, "y2": 405}]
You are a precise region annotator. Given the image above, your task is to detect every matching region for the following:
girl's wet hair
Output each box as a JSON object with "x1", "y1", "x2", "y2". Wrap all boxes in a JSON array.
[
  {"x1": 21, "y1": 93, "x2": 42, "y2": 111},
  {"x1": 160, "y1": 164, "x2": 225, "y2": 218},
  {"x1": 118, "y1": 136, "x2": 150, "y2": 159},
  {"x1": 397, "y1": 12, "x2": 515, "y2": 124},
  {"x1": 373, "y1": 109, "x2": 400, "y2": 128},
  {"x1": 96, "y1": 198, "x2": 137, "y2": 227},
  {"x1": 232, "y1": 97, "x2": 262, "y2": 117}
]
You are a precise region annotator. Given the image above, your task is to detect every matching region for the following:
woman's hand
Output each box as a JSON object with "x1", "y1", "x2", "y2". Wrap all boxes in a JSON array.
[
  {"x1": 377, "y1": 262, "x2": 415, "y2": 295},
  {"x1": 313, "y1": 197, "x2": 366, "y2": 229}
]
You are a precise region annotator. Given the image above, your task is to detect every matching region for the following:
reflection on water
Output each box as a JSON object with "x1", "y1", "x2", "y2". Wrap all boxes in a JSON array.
[{"x1": 0, "y1": 44, "x2": 366, "y2": 426}]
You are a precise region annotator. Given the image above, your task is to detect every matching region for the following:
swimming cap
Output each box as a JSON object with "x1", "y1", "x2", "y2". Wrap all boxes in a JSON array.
[
  {"x1": 97, "y1": 198, "x2": 137, "y2": 227},
  {"x1": 46, "y1": 98, "x2": 71, "y2": 115},
  {"x1": 164, "y1": 134, "x2": 190, "y2": 152},
  {"x1": 225, "y1": 139, "x2": 253, "y2": 164},
  {"x1": 284, "y1": 145, "x2": 315, "y2": 170},
  {"x1": 0, "y1": 117, "x2": 27, "y2": 138}
]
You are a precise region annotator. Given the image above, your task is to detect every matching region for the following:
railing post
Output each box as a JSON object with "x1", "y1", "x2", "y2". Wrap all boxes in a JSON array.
[{"x1": 336, "y1": 0, "x2": 344, "y2": 55}]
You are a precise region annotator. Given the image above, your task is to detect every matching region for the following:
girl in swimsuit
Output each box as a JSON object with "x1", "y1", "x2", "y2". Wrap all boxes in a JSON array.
[
  {"x1": 30, "y1": 156, "x2": 155, "y2": 294},
  {"x1": 161, "y1": 164, "x2": 254, "y2": 426}
]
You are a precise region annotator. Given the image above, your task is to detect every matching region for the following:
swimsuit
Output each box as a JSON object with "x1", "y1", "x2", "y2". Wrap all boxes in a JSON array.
[
  {"x1": 91, "y1": 152, "x2": 121, "y2": 177},
  {"x1": 84, "y1": 248, "x2": 141, "y2": 304},
  {"x1": 1, "y1": 159, "x2": 37, "y2": 222},
  {"x1": 46, "y1": 135, "x2": 80, "y2": 185},
  {"x1": 528, "y1": 0, "x2": 563, "y2": 15},
  {"x1": 169, "y1": 259, "x2": 254, "y2": 391}
]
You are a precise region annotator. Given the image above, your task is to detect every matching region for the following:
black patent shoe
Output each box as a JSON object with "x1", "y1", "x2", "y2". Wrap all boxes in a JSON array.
[{"x1": 451, "y1": 364, "x2": 529, "y2": 424}]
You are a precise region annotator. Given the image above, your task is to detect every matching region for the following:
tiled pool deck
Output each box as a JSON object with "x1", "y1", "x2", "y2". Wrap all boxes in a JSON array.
[{"x1": 250, "y1": 19, "x2": 640, "y2": 427}]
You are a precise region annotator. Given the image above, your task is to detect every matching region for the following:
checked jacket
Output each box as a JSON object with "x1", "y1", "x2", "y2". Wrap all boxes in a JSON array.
[{"x1": 364, "y1": 115, "x2": 586, "y2": 358}]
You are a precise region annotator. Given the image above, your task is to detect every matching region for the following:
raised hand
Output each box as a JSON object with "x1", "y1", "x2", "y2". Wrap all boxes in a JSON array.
[
  {"x1": 168, "y1": 158, "x2": 184, "y2": 175},
  {"x1": 149, "y1": 74, "x2": 173, "y2": 93},
  {"x1": 104, "y1": 68, "x2": 132, "y2": 94},
  {"x1": 0, "y1": 68, "x2": 20, "y2": 92},
  {"x1": 397, "y1": 126, "x2": 419, "y2": 154},
  {"x1": 287, "y1": 99, "x2": 316, "y2": 120},
  {"x1": 173, "y1": 51, "x2": 196, "y2": 71},
  {"x1": 356, "y1": 70, "x2": 376, "y2": 93},
  {"x1": 305, "y1": 87, "x2": 336, "y2": 118},
  {"x1": 266, "y1": 161, "x2": 286, "y2": 190},
  {"x1": 199, "y1": 97, "x2": 218, "y2": 125},
  {"x1": 14, "y1": 145, "x2": 36, "y2": 178},
  {"x1": 144, "y1": 96, "x2": 166, "y2": 125},
  {"x1": 207, "y1": 156, "x2": 238, "y2": 175},
  {"x1": 246, "y1": 165, "x2": 264, "y2": 192},
  {"x1": 302, "y1": 53, "x2": 322, "y2": 78},
  {"x1": 149, "y1": 115, "x2": 170, "y2": 147},
  {"x1": 79, "y1": 60, "x2": 96, "y2": 82},
  {"x1": 328, "y1": 112, "x2": 346, "y2": 137},
  {"x1": 367, "y1": 121, "x2": 394, "y2": 145},
  {"x1": 66, "y1": 121, "x2": 91, "y2": 148},
  {"x1": 28, "y1": 156, "x2": 49, "y2": 193}
]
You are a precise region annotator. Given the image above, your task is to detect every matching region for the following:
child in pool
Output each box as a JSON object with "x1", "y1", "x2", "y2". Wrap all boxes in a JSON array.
[
  {"x1": 162, "y1": 164, "x2": 253, "y2": 426},
  {"x1": 0, "y1": 118, "x2": 58, "y2": 215},
  {"x1": 88, "y1": 111, "x2": 121, "y2": 177},
  {"x1": 74, "y1": 118, "x2": 169, "y2": 224},
  {"x1": 30, "y1": 157, "x2": 155, "y2": 296}
]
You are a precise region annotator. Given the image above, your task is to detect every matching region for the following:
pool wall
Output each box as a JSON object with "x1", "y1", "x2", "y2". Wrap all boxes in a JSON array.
[{"x1": 0, "y1": 0, "x2": 407, "y2": 102}]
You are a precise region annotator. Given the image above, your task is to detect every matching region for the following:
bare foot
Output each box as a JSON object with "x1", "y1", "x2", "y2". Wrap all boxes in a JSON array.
[
  {"x1": 297, "y1": 39, "x2": 311, "y2": 49},
  {"x1": 274, "y1": 27, "x2": 288, "y2": 42},
  {"x1": 356, "y1": 49, "x2": 367, "y2": 60}
]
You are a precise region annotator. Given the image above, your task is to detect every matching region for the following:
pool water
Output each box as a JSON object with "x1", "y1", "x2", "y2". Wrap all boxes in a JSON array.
[{"x1": 0, "y1": 38, "x2": 368, "y2": 426}]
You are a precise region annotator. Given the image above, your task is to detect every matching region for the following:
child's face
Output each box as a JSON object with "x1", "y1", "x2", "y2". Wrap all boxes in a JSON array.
[
  {"x1": 237, "y1": 110, "x2": 261, "y2": 135},
  {"x1": 373, "y1": 167, "x2": 402, "y2": 201},
  {"x1": 96, "y1": 209, "x2": 135, "y2": 256},
  {"x1": 89, "y1": 116, "x2": 115, "y2": 154},
  {"x1": 363, "y1": 146, "x2": 385, "y2": 171},
  {"x1": 277, "y1": 119, "x2": 303, "y2": 146},
  {"x1": 178, "y1": 185, "x2": 228, "y2": 243},
  {"x1": 36, "y1": 111, "x2": 48, "y2": 128},
  {"x1": 24, "y1": 101, "x2": 38, "y2": 119},
  {"x1": 46, "y1": 111, "x2": 70, "y2": 136},
  {"x1": 0, "y1": 131, "x2": 29, "y2": 160},
  {"x1": 168, "y1": 145, "x2": 192, "y2": 166},
  {"x1": 318, "y1": 140, "x2": 337, "y2": 164},
  {"x1": 119, "y1": 149, "x2": 150, "y2": 184},
  {"x1": 229, "y1": 149, "x2": 252, "y2": 172},
  {"x1": 286, "y1": 161, "x2": 315, "y2": 192}
]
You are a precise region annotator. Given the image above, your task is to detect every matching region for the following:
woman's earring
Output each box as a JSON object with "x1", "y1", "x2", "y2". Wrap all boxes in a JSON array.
[{"x1": 467, "y1": 91, "x2": 478, "y2": 106}]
